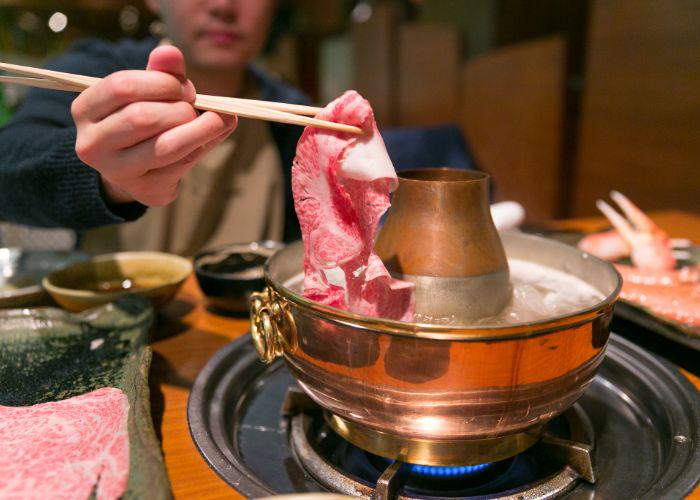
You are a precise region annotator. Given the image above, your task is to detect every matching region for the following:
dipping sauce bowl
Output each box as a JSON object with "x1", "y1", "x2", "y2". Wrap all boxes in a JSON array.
[
  {"x1": 43, "y1": 251, "x2": 192, "y2": 312},
  {"x1": 194, "y1": 241, "x2": 285, "y2": 314}
]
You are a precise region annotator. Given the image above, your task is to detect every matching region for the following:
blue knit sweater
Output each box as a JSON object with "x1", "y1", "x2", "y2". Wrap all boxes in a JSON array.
[
  {"x1": 0, "y1": 37, "x2": 477, "y2": 243},
  {"x1": 0, "y1": 37, "x2": 309, "y2": 241}
]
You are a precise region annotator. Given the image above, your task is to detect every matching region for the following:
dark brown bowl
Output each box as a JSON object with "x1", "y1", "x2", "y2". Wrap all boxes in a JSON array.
[{"x1": 194, "y1": 241, "x2": 285, "y2": 314}]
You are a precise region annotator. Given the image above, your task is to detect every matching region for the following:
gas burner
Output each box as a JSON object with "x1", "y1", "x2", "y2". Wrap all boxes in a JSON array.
[
  {"x1": 410, "y1": 463, "x2": 493, "y2": 477},
  {"x1": 284, "y1": 386, "x2": 595, "y2": 499},
  {"x1": 188, "y1": 334, "x2": 700, "y2": 499}
]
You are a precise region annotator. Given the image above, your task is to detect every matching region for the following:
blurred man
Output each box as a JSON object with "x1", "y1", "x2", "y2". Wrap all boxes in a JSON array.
[{"x1": 0, "y1": 0, "x2": 308, "y2": 254}]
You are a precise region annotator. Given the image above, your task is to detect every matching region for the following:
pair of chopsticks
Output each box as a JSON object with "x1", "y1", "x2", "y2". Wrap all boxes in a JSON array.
[{"x1": 0, "y1": 61, "x2": 362, "y2": 135}]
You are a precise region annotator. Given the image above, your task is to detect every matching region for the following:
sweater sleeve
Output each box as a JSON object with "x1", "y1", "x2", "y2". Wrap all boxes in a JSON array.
[{"x1": 0, "y1": 39, "x2": 147, "y2": 230}]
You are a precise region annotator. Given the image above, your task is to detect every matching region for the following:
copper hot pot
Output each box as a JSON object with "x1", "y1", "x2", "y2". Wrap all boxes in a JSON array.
[{"x1": 250, "y1": 232, "x2": 621, "y2": 466}]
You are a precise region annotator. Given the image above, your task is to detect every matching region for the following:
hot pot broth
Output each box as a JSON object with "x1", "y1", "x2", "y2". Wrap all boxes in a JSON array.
[{"x1": 283, "y1": 258, "x2": 604, "y2": 326}]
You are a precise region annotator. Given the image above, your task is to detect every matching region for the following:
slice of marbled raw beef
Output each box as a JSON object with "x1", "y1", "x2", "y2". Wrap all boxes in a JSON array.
[
  {"x1": 292, "y1": 90, "x2": 414, "y2": 321},
  {"x1": 0, "y1": 387, "x2": 129, "y2": 500}
]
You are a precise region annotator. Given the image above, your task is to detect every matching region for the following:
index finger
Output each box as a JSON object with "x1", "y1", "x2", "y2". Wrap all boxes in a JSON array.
[{"x1": 74, "y1": 70, "x2": 190, "y2": 122}]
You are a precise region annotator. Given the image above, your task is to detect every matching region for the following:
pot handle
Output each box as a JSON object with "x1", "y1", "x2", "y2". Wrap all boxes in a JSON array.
[{"x1": 250, "y1": 287, "x2": 297, "y2": 363}]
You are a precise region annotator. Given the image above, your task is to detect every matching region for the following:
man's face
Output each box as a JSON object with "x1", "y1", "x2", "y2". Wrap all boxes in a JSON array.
[{"x1": 149, "y1": 0, "x2": 277, "y2": 71}]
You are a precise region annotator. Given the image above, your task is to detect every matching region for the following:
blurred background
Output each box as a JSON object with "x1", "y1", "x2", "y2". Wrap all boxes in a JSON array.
[{"x1": 1, "y1": 0, "x2": 698, "y2": 225}]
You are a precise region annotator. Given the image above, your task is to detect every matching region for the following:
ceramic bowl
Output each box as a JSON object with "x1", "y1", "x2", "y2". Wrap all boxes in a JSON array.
[
  {"x1": 0, "y1": 248, "x2": 88, "y2": 308},
  {"x1": 43, "y1": 251, "x2": 192, "y2": 312},
  {"x1": 194, "y1": 241, "x2": 284, "y2": 314}
]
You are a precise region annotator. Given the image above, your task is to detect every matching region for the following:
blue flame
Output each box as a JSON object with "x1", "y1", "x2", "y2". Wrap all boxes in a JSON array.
[{"x1": 411, "y1": 463, "x2": 492, "y2": 477}]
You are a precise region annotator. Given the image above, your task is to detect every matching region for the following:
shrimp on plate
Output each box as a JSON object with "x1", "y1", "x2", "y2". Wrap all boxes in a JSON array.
[
  {"x1": 578, "y1": 191, "x2": 691, "y2": 270},
  {"x1": 577, "y1": 229, "x2": 630, "y2": 262},
  {"x1": 595, "y1": 191, "x2": 675, "y2": 270},
  {"x1": 577, "y1": 191, "x2": 699, "y2": 328}
]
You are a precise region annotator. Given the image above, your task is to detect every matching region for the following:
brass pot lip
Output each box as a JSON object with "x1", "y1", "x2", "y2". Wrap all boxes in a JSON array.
[
  {"x1": 397, "y1": 167, "x2": 488, "y2": 184},
  {"x1": 264, "y1": 233, "x2": 623, "y2": 341}
]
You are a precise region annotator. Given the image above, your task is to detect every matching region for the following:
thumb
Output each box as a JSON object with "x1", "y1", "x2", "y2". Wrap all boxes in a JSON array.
[
  {"x1": 147, "y1": 45, "x2": 186, "y2": 78},
  {"x1": 147, "y1": 45, "x2": 196, "y2": 101}
]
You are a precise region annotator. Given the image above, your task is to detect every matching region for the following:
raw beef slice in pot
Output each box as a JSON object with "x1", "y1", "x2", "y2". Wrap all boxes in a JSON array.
[
  {"x1": 0, "y1": 387, "x2": 129, "y2": 500},
  {"x1": 292, "y1": 90, "x2": 414, "y2": 321}
]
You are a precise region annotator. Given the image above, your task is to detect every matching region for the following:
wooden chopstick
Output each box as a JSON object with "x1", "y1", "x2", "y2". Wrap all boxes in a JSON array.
[
  {"x1": 0, "y1": 61, "x2": 360, "y2": 135},
  {"x1": 0, "y1": 62, "x2": 99, "y2": 88},
  {"x1": 193, "y1": 94, "x2": 351, "y2": 132},
  {"x1": 0, "y1": 74, "x2": 324, "y2": 116},
  {"x1": 0, "y1": 75, "x2": 84, "y2": 92},
  {"x1": 197, "y1": 95, "x2": 323, "y2": 116}
]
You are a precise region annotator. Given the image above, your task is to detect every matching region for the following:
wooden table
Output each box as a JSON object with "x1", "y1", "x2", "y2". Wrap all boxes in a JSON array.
[{"x1": 152, "y1": 210, "x2": 700, "y2": 499}]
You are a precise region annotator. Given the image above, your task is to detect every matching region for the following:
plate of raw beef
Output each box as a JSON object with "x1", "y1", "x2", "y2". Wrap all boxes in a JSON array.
[{"x1": 0, "y1": 296, "x2": 170, "y2": 499}]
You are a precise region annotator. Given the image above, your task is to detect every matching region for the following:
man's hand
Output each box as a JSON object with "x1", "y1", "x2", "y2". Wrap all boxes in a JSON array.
[{"x1": 71, "y1": 45, "x2": 237, "y2": 207}]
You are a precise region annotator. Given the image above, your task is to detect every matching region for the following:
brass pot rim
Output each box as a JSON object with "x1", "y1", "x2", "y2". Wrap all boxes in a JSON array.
[
  {"x1": 397, "y1": 167, "x2": 489, "y2": 184},
  {"x1": 264, "y1": 233, "x2": 622, "y2": 342}
]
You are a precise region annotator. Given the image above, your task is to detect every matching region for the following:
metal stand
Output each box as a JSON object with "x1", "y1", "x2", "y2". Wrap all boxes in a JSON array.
[{"x1": 284, "y1": 387, "x2": 597, "y2": 500}]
